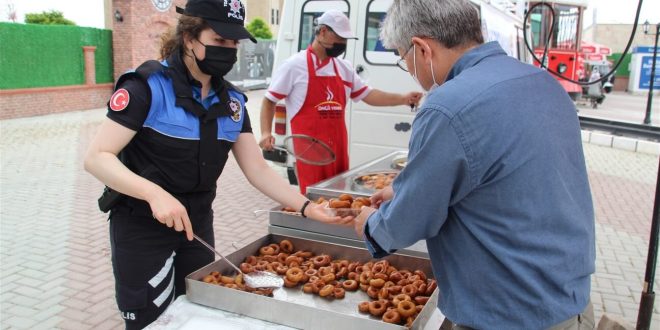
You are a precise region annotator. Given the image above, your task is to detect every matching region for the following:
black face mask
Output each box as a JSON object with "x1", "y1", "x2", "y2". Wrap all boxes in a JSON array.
[
  {"x1": 192, "y1": 41, "x2": 237, "y2": 77},
  {"x1": 324, "y1": 42, "x2": 346, "y2": 58}
]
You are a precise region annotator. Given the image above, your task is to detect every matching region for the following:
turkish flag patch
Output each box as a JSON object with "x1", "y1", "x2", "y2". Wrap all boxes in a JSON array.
[{"x1": 109, "y1": 88, "x2": 130, "y2": 111}]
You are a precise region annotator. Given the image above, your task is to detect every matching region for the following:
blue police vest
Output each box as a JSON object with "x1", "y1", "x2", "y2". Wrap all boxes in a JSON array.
[{"x1": 140, "y1": 60, "x2": 246, "y2": 143}]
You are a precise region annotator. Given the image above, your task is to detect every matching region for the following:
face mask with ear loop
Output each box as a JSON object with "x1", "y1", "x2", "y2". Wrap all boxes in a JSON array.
[
  {"x1": 190, "y1": 40, "x2": 237, "y2": 78},
  {"x1": 318, "y1": 34, "x2": 347, "y2": 58},
  {"x1": 412, "y1": 44, "x2": 440, "y2": 92}
]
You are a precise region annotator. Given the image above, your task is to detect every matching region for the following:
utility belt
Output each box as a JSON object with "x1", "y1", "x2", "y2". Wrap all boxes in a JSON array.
[
  {"x1": 97, "y1": 151, "x2": 130, "y2": 213},
  {"x1": 98, "y1": 186, "x2": 123, "y2": 213}
]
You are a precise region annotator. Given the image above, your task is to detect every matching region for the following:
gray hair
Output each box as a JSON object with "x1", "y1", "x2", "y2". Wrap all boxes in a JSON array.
[{"x1": 380, "y1": 0, "x2": 484, "y2": 50}]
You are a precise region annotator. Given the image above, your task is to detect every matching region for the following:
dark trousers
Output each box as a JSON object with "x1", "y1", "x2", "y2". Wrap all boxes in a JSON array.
[{"x1": 109, "y1": 210, "x2": 214, "y2": 330}]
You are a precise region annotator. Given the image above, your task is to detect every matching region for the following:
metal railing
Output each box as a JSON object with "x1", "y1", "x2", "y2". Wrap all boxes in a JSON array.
[{"x1": 579, "y1": 116, "x2": 660, "y2": 142}]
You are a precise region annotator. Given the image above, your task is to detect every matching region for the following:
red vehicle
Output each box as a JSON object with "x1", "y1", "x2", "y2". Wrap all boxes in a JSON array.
[{"x1": 528, "y1": 0, "x2": 589, "y2": 100}]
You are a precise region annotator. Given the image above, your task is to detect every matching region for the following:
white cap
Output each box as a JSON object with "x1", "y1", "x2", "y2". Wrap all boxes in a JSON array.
[{"x1": 316, "y1": 10, "x2": 358, "y2": 39}]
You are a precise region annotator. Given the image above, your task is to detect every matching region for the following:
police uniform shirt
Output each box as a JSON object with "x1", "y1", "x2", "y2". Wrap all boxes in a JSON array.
[{"x1": 105, "y1": 53, "x2": 251, "y2": 215}]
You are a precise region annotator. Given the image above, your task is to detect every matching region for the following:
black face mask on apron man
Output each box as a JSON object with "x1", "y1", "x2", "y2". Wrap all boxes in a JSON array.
[
  {"x1": 324, "y1": 43, "x2": 346, "y2": 58},
  {"x1": 192, "y1": 42, "x2": 238, "y2": 78}
]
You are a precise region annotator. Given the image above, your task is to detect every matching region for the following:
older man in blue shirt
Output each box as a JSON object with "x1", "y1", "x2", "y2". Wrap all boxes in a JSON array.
[{"x1": 350, "y1": 0, "x2": 596, "y2": 329}]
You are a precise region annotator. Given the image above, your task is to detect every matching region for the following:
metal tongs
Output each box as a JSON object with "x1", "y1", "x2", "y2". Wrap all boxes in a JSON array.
[{"x1": 193, "y1": 234, "x2": 283, "y2": 288}]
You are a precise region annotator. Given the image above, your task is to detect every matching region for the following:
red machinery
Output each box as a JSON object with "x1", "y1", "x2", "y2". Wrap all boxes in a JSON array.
[{"x1": 528, "y1": 0, "x2": 589, "y2": 99}]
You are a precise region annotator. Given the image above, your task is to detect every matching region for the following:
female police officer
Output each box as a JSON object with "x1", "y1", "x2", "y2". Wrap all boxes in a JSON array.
[{"x1": 84, "y1": 0, "x2": 338, "y2": 328}]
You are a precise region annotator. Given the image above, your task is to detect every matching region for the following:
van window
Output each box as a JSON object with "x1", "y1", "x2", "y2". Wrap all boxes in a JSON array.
[
  {"x1": 298, "y1": 0, "x2": 350, "y2": 51},
  {"x1": 364, "y1": 0, "x2": 397, "y2": 66}
]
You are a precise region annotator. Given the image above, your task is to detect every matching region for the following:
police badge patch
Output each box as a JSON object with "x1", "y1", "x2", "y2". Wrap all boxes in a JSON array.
[{"x1": 228, "y1": 97, "x2": 242, "y2": 122}]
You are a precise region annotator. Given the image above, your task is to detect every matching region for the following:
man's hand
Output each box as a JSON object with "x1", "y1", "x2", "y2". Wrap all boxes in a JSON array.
[
  {"x1": 148, "y1": 188, "x2": 194, "y2": 241},
  {"x1": 259, "y1": 133, "x2": 275, "y2": 151},
  {"x1": 402, "y1": 92, "x2": 423, "y2": 107},
  {"x1": 354, "y1": 206, "x2": 376, "y2": 239},
  {"x1": 370, "y1": 186, "x2": 394, "y2": 209}
]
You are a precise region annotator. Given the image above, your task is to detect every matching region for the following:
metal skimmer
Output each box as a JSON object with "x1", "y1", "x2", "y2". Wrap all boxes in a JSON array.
[{"x1": 193, "y1": 234, "x2": 283, "y2": 289}]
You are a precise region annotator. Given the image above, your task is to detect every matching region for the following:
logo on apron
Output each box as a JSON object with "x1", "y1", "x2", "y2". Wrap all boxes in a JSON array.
[
  {"x1": 228, "y1": 97, "x2": 242, "y2": 122},
  {"x1": 315, "y1": 86, "x2": 343, "y2": 112}
]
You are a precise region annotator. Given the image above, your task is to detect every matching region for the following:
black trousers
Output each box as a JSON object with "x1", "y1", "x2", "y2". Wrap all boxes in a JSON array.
[{"x1": 109, "y1": 209, "x2": 214, "y2": 330}]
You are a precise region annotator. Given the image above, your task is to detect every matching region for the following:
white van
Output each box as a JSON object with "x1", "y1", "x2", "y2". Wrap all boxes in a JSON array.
[{"x1": 266, "y1": 0, "x2": 527, "y2": 183}]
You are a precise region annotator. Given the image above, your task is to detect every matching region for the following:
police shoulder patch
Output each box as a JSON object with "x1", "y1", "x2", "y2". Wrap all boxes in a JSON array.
[
  {"x1": 109, "y1": 88, "x2": 130, "y2": 112},
  {"x1": 228, "y1": 97, "x2": 242, "y2": 122}
]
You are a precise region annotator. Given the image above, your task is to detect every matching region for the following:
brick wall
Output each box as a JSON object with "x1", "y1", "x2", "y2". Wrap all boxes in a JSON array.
[
  {"x1": 0, "y1": 84, "x2": 113, "y2": 120},
  {"x1": 112, "y1": 0, "x2": 185, "y2": 80}
]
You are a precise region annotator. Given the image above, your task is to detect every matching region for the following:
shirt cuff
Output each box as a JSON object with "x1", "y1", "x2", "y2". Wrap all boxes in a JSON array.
[
  {"x1": 363, "y1": 213, "x2": 390, "y2": 259},
  {"x1": 351, "y1": 86, "x2": 372, "y2": 102},
  {"x1": 265, "y1": 90, "x2": 286, "y2": 102}
]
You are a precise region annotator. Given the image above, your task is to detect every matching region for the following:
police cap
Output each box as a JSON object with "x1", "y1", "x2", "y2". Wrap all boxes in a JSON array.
[{"x1": 176, "y1": 0, "x2": 257, "y2": 43}]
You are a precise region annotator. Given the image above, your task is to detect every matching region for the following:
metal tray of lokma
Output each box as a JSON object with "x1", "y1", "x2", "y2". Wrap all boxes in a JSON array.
[
  {"x1": 186, "y1": 234, "x2": 438, "y2": 330},
  {"x1": 351, "y1": 170, "x2": 399, "y2": 192},
  {"x1": 307, "y1": 151, "x2": 407, "y2": 197}
]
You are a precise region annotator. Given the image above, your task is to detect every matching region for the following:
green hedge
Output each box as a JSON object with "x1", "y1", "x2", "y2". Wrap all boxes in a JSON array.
[
  {"x1": 0, "y1": 22, "x2": 113, "y2": 89},
  {"x1": 608, "y1": 53, "x2": 631, "y2": 77}
]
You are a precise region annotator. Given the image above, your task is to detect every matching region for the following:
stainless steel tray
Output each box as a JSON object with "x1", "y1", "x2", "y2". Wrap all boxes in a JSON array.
[
  {"x1": 267, "y1": 207, "x2": 429, "y2": 258},
  {"x1": 269, "y1": 206, "x2": 361, "y2": 240},
  {"x1": 186, "y1": 234, "x2": 438, "y2": 330},
  {"x1": 307, "y1": 151, "x2": 408, "y2": 198}
]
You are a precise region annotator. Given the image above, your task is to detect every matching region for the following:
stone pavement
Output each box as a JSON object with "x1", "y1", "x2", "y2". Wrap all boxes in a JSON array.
[
  {"x1": 0, "y1": 90, "x2": 659, "y2": 329},
  {"x1": 576, "y1": 91, "x2": 660, "y2": 126}
]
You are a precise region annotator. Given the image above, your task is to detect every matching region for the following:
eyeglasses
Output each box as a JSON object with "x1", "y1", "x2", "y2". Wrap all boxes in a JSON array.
[{"x1": 396, "y1": 45, "x2": 414, "y2": 72}]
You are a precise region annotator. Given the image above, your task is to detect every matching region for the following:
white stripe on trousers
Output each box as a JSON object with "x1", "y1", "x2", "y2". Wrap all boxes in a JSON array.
[
  {"x1": 152, "y1": 268, "x2": 175, "y2": 308},
  {"x1": 148, "y1": 251, "x2": 175, "y2": 288},
  {"x1": 148, "y1": 251, "x2": 176, "y2": 308}
]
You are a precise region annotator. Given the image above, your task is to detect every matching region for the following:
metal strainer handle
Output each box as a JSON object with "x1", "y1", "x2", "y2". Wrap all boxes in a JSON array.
[{"x1": 193, "y1": 234, "x2": 243, "y2": 275}]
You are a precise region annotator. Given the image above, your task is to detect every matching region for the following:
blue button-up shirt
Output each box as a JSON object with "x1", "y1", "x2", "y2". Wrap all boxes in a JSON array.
[{"x1": 364, "y1": 42, "x2": 595, "y2": 329}]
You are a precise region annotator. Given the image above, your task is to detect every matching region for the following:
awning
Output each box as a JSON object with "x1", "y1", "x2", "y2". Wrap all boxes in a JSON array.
[{"x1": 580, "y1": 41, "x2": 613, "y2": 64}]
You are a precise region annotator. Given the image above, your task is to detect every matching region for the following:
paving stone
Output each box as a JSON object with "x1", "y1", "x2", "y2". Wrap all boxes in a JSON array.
[
  {"x1": 6, "y1": 304, "x2": 38, "y2": 317},
  {"x1": 2, "y1": 316, "x2": 40, "y2": 329},
  {"x1": 32, "y1": 304, "x2": 67, "y2": 322},
  {"x1": 30, "y1": 317, "x2": 64, "y2": 330}
]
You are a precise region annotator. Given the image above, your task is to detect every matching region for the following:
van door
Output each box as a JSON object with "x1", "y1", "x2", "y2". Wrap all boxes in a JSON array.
[{"x1": 349, "y1": 0, "x2": 422, "y2": 167}]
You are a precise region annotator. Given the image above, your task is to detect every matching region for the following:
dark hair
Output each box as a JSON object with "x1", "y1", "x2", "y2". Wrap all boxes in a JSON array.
[
  {"x1": 160, "y1": 15, "x2": 209, "y2": 60},
  {"x1": 314, "y1": 24, "x2": 333, "y2": 36}
]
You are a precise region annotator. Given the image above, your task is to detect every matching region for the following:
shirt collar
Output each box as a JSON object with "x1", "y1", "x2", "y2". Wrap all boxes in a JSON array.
[
  {"x1": 307, "y1": 45, "x2": 332, "y2": 70},
  {"x1": 446, "y1": 41, "x2": 507, "y2": 81}
]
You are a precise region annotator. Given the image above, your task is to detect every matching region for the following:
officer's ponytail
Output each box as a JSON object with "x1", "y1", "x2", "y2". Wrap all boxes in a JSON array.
[{"x1": 160, "y1": 15, "x2": 209, "y2": 60}]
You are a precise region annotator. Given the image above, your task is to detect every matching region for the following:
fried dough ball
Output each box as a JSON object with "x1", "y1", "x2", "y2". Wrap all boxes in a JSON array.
[
  {"x1": 358, "y1": 301, "x2": 370, "y2": 313},
  {"x1": 397, "y1": 300, "x2": 416, "y2": 318},
  {"x1": 369, "y1": 300, "x2": 388, "y2": 316},
  {"x1": 342, "y1": 279, "x2": 358, "y2": 291},
  {"x1": 279, "y1": 240, "x2": 294, "y2": 253},
  {"x1": 382, "y1": 309, "x2": 402, "y2": 324},
  {"x1": 285, "y1": 267, "x2": 303, "y2": 283}
]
